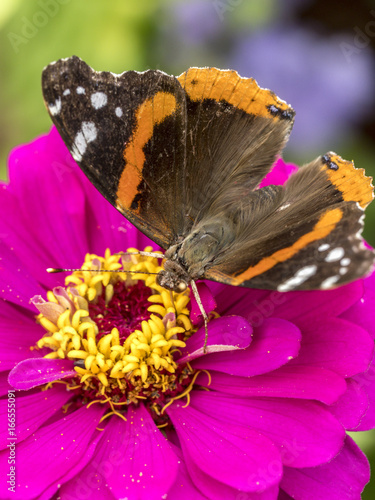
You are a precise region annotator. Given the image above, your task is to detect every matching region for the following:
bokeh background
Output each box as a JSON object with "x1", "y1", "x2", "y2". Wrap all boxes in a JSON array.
[{"x1": 1, "y1": 0, "x2": 375, "y2": 496}]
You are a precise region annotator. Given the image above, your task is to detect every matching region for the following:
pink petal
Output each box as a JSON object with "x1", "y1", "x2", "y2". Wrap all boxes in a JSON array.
[
  {"x1": 83, "y1": 404, "x2": 178, "y2": 499},
  {"x1": 214, "y1": 282, "x2": 363, "y2": 329},
  {"x1": 280, "y1": 283, "x2": 364, "y2": 329},
  {"x1": 167, "y1": 444, "x2": 211, "y2": 500},
  {"x1": 181, "y1": 452, "x2": 279, "y2": 500},
  {"x1": 190, "y1": 391, "x2": 345, "y2": 468},
  {"x1": 0, "y1": 244, "x2": 45, "y2": 311},
  {"x1": 280, "y1": 436, "x2": 370, "y2": 500},
  {"x1": 0, "y1": 404, "x2": 105, "y2": 499},
  {"x1": 32, "y1": 294, "x2": 66, "y2": 323},
  {"x1": 59, "y1": 457, "x2": 117, "y2": 500},
  {"x1": 192, "y1": 318, "x2": 301, "y2": 376},
  {"x1": 0, "y1": 311, "x2": 44, "y2": 370},
  {"x1": 259, "y1": 157, "x2": 298, "y2": 187},
  {"x1": 0, "y1": 371, "x2": 12, "y2": 396},
  {"x1": 0, "y1": 181, "x2": 67, "y2": 293},
  {"x1": 190, "y1": 282, "x2": 217, "y2": 325},
  {"x1": 340, "y1": 280, "x2": 375, "y2": 340},
  {"x1": 8, "y1": 358, "x2": 76, "y2": 390},
  {"x1": 39, "y1": 430, "x2": 107, "y2": 500},
  {"x1": 178, "y1": 316, "x2": 252, "y2": 364},
  {"x1": 290, "y1": 318, "x2": 374, "y2": 377},
  {"x1": 278, "y1": 491, "x2": 293, "y2": 500},
  {"x1": 353, "y1": 359, "x2": 375, "y2": 430},
  {"x1": 201, "y1": 365, "x2": 347, "y2": 404},
  {"x1": 0, "y1": 385, "x2": 71, "y2": 449},
  {"x1": 167, "y1": 402, "x2": 282, "y2": 492},
  {"x1": 7, "y1": 132, "x2": 91, "y2": 275},
  {"x1": 329, "y1": 378, "x2": 369, "y2": 430}
]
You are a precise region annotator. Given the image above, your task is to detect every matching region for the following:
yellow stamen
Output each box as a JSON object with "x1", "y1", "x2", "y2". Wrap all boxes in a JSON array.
[
  {"x1": 157, "y1": 422, "x2": 169, "y2": 429},
  {"x1": 35, "y1": 247, "x2": 206, "y2": 422}
]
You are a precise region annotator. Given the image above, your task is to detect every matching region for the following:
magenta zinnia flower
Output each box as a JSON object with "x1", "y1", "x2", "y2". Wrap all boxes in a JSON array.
[{"x1": 0, "y1": 128, "x2": 375, "y2": 499}]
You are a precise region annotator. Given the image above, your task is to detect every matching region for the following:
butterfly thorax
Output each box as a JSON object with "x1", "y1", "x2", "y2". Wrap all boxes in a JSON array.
[{"x1": 156, "y1": 219, "x2": 236, "y2": 292}]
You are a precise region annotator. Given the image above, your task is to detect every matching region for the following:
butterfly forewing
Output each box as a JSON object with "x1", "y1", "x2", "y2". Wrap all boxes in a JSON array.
[
  {"x1": 177, "y1": 68, "x2": 295, "y2": 231},
  {"x1": 42, "y1": 56, "x2": 187, "y2": 248}
]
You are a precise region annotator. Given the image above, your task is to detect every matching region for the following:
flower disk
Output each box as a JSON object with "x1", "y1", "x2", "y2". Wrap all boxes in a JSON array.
[{"x1": 33, "y1": 247, "x2": 204, "y2": 425}]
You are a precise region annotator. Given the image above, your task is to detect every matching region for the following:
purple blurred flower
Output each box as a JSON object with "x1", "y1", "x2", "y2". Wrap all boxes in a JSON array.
[
  {"x1": 0, "y1": 129, "x2": 374, "y2": 498},
  {"x1": 230, "y1": 27, "x2": 375, "y2": 153},
  {"x1": 171, "y1": 0, "x2": 222, "y2": 45}
]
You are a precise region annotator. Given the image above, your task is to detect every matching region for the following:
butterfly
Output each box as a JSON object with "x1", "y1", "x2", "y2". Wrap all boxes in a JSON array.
[{"x1": 42, "y1": 56, "x2": 374, "y2": 302}]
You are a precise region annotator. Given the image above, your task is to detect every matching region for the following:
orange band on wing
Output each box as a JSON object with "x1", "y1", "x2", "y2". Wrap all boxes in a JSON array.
[
  {"x1": 177, "y1": 67, "x2": 293, "y2": 120},
  {"x1": 321, "y1": 153, "x2": 374, "y2": 210},
  {"x1": 116, "y1": 91, "x2": 177, "y2": 210},
  {"x1": 233, "y1": 208, "x2": 343, "y2": 284}
]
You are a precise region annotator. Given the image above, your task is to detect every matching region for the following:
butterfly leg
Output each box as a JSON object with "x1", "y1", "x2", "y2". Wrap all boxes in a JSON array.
[
  {"x1": 190, "y1": 280, "x2": 209, "y2": 353},
  {"x1": 169, "y1": 289, "x2": 178, "y2": 323}
]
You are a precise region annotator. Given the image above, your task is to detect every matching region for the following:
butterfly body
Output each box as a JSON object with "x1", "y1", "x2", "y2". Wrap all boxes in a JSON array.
[
  {"x1": 42, "y1": 57, "x2": 375, "y2": 293},
  {"x1": 157, "y1": 217, "x2": 235, "y2": 291}
]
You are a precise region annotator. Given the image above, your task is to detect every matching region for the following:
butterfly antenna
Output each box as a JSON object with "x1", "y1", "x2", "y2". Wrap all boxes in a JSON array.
[
  {"x1": 115, "y1": 251, "x2": 165, "y2": 259},
  {"x1": 47, "y1": 268, "x2": 159, "y2": 275},
  {"x1": 190, "y1": 280, "x2": 209, "y2": 353},
  {"x1": 48, "y1": 251, "x2": 165, "y2": 275}
]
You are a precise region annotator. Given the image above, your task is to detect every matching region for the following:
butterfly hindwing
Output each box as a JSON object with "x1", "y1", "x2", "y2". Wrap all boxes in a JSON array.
[{"x1": 204, "y1": 153, "x2": 375, "y2": 290}]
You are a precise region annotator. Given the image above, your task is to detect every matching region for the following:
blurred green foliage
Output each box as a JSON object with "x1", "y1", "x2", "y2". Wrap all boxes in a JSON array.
[
  {"x1": 1, "y1": 1, "x2": 375, "y2": 497},
  {"x1": 0, "y1": 0, "x2": 164, "y2": 179}
]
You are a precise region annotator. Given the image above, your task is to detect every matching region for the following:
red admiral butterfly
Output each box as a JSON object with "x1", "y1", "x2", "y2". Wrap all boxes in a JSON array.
[{"x1": 42, "y1": 56, "x2": 374, "y2": 299}]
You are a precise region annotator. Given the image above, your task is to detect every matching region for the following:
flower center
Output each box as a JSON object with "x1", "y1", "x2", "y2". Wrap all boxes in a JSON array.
[{"x1": 33, "y1": 247, "x2": 203, "y2": 426}]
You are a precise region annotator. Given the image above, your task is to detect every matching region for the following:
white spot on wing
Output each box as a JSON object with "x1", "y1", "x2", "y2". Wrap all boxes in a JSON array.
[
  {"x1": 277, "y1": 202, "x2": 291, "y2": 212},
  {"x1": 48, "y1": 97, "x2": 61, "y2": 116},
  {"x1": 91, "y1": 92, "x2": 107, "y2": 109},
  {"x1": 71, "y1": 145, "x2": 82, "y2": 162},
  {"x1": 321, "y1": 275, "x2": 340, "y2": 289},
  {"x1": 318, "y1": 243, "x2": 330, "y2": 252},
  {"x1": 70, "y1": 121, "x2": 97, "y2": 162},
  {"x1": 325, "y1": 247, "x2": 345, "y2": 262},
  {"x1": 339, "y1": 267, "x2": 348, "y2": 275},
  {"x1": 76, "y1": 86, "x2": 85, "y2": 94},
  {"x1": 81, "y1": 121, "x2": 97, "y2": 143},
  {"x1": 115, "y1": 106, "x2": 123, "y2": 117},
  {"x1": 340, "y1": 257, "x2": 351, "y2": 266},
  {"x1": 63, "y1": 89, "x2": 70, "y2": 96},
  {"x1": 277, "y1": 265, "x2": 317, "y2": 292}
]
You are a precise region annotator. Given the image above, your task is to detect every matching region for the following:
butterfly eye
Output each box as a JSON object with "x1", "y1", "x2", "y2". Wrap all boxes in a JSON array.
[{"x1": 175, "y1": 281, "x2": 187, "y2": 293}]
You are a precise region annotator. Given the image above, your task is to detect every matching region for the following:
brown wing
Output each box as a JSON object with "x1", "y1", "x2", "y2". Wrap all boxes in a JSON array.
[{"x1": 205, "y1": 153, "x2": 375, "y2": 290}]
